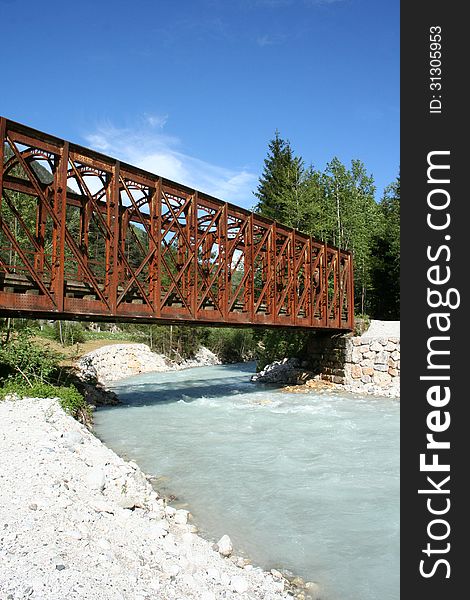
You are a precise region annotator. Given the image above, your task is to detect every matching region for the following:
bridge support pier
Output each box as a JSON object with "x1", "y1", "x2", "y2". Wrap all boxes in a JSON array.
[
  {"x1": 305, "y1": 331, "x2": 351, "y2": 384},
  {"x1": 305, "y1": 330, "x2": 400, "y2": 393}
]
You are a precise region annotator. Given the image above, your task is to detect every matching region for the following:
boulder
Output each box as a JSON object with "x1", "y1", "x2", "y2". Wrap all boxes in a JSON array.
[
  {"x1": 251, "y1": 358, "x2": 304, "y2": 384},
  {"x1": 216, "y1": 534, "x2": 233, "y2": 557},
  {"x1": 230, "y1": 575, "x2": 249, "y2": 594},
  {"x1": 174, "y1": 509, "x2": 190, "y2": 525}
]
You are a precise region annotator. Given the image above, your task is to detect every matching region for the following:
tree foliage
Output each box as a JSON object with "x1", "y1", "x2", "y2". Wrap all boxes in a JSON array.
[
  {"x1": 253, "y1": 328, "x2": 313, "y2": 371},
  {"x1": 203, "y1": 328, "x2": 256, "y2": 363},
  {"x1": 254, "y1": 131, "x2": 396, "y2": 316},
  {"x1": 370, "y1": 176, "x2": 400, "y2": 318},
  {"x1": 254, "y1": 131, "x2": 305, "y2": 226},
  {"x1": 253, "y1": 132, "x2": 399, "y2": 367},
  {"x1": 0, "y1": 329, "x2": 62, "y2": 385}
]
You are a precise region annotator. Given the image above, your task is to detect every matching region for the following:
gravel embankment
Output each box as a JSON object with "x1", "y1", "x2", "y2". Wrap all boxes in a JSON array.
[
  {"x1": 362, "y1": 320, "x2": 400, "y2": 339},
  {"x1": 76, "y1": 345, "x2": 221, "y2": 386},
  {"x1": 0, "y1": 398, "x2": 295, "y2": 600}
]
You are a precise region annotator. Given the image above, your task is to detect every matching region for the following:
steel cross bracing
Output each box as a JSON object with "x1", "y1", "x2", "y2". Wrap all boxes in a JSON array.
[{"x1": 0, "y1": 118, "x2": 354, "y2": 330}]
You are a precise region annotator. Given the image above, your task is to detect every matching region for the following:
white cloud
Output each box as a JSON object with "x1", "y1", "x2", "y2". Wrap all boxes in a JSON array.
[
  {"x1": 83, "y1": 120, "x2": 257, "y2": 207},
  {"x1": 256, "y1": 33, "x2": 287, "y2": 46},
  {"x1": 143, "y1": 113, "x2": 168, "y2": 128}
]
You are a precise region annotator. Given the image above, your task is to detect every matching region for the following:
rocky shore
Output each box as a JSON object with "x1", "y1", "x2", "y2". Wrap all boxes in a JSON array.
[
  {"x1": 73, "y1": 344, "x2": 221, "y2": 406},
  {"x1": 251, "y1": 321, "x2": 400, "y2": 399},
  {"x1": 0, "y1": 397, "x2": 315, "y2": 600}
]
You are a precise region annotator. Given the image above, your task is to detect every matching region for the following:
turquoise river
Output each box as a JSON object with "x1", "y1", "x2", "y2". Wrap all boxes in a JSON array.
[{"x1": 93, "y1": 362, "x2": 399, "y2": 600}]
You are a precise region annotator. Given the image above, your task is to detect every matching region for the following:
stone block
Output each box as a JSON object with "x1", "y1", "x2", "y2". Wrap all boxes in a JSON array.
[
  {"x1": 373, "y1": 371, "x2": 392, "y2": 386},
  {"x1": 351, "y1": 365, "x2": 362, "y2": 379},
  {"x1": 374, "y1": 351, "x2": 389, "y2": 364},
  {"x1": 362, "y1": 366, "x2": 374, "y2": 376},
  {"x1": 370, "y1": 341, "x2": 382, "y2": 352},
  {"x1": 374, "y1": 363, "x2": 389, "y2": 372},
  {"x1": 352, "y1": 349, "x2": 362, "y2": 363},
  {"x1": 360, "y1": 358, "x2": 374, "y2": 368},
  {"x1": 391, "y1": 350, "x2": 400, "y2": 360},
  {"x1": 361, "y1": 375, "x2": 371, "y2": 384},
  {"x1": 388, "y1": 368, "x2": 399, "y2": 377}
]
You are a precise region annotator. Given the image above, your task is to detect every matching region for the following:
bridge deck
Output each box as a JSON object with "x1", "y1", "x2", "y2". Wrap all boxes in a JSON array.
[{"x1": 0, "y1": 118, "x2": 354, "y2": 330}]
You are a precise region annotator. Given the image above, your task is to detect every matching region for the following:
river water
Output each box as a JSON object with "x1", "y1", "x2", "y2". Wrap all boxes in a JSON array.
[{"x1": 93, "y1": 362, "x2": 399, "y2": 600}]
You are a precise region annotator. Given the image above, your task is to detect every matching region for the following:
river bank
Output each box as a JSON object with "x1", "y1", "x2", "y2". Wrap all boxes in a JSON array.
[
  {"x1": 252, "y1": 320, "x2": 400, "y2": 399},
  {"x1": 94, "y1": 362, "x2": 399, "y2": 600},
  {"x1": 0, "y1": 396, "x2": 313, "y2": 600},
  {"x1": 75, "y1": 322, "x2": 400, "y2": 404},
  {"x1": 73, "y1": 344, "x2": 221, "y2": 408}
]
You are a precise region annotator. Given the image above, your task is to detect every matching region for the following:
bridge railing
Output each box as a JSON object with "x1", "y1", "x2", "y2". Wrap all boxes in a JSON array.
[{"x1": 0, "y1": 117, "x2": 354, "y2": 330}]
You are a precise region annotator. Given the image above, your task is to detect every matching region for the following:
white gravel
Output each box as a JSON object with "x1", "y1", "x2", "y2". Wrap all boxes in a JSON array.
[
  {"x1": 361, "y1": 320, "x2": 400, "y2": 339},
  {"x1": 0, "y1": 397, "x2": 298, "y2": 600},
  {"x1": 76, "y1": 344, "x2": 221, "y2": 385}
]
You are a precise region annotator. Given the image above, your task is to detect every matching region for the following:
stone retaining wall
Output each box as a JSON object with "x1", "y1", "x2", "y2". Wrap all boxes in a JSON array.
[{"x1": 309, "y1": 334, "x2": 400, "y2": 397}]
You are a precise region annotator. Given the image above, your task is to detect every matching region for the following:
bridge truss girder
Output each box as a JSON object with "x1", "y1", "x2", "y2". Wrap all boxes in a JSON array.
[{"x1": 0, "y1": 118, "x2": 354, "y2": 330}]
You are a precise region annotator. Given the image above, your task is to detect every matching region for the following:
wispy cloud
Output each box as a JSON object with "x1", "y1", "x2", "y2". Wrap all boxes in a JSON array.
[
  {"x1": 83, "y1": 119, "x2": 257, "y2": 207},
  {"x1": 143, "y1": 113, "x2": 168, "y2": 128},
  {"x1": 256, "y1": 33, "x2": 287, "y2": 47}
]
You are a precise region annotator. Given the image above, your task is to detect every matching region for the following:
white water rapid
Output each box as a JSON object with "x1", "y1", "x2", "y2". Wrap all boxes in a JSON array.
[{"x1": 93, "y1": 362, "x2": 399, "y2": 600}]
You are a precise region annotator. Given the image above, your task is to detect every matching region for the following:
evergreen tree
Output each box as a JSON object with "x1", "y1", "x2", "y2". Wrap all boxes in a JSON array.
[
  {"x1": 310, "y1": 157, "x2": 379, "y2": 314},
  {"x1": 370, "y1": 176, "x2": 400, "y2": 318},
  {"x1": 252, "y1": 135, "x2": 399, "y2": 367},
  {"x1": 300, "y1": 166, "x2": 329, "y2": 240},
  {"x1": 254, "y1": 132, "x2": 305, "y2": 227}
]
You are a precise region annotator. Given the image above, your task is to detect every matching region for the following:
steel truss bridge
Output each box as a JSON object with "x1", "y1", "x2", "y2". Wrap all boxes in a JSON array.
[{"x1": 0, "y1": 118, "x2": 354, "y2": 330}]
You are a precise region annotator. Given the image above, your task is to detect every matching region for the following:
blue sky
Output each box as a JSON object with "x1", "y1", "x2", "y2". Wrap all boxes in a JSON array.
[{"x1": 1, "y1": 0, "x2": 399, "y2": 207}]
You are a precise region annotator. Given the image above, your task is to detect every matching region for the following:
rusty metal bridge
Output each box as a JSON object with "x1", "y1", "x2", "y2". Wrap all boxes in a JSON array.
[{"x1": 0, "y1": 118, "x2": 354, "y2": 330}]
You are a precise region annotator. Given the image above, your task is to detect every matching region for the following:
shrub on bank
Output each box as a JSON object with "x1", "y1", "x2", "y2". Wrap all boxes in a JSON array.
[
  {"x1": 254, "y1": 329, "x2": 313, "y2": 371},
  {"x1": 0, "y1": 379, "x2": 92, "y2": 424},
  {"x1": 0, "y1": 329, "x2": 92, "y2": 425},
  {"x1": 0, "y1": 329, "x2": 62, "y2": 383},
  {"x1": 203, "y1": 328, "x2": 256, "y2": 363}
]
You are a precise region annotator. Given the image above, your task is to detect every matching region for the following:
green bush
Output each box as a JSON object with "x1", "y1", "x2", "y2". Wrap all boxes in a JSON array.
[
  {"x1": 53, "y1": 321, "x2": 86, "y2": 346},
  {"x1": 0, "y1": 379, "x2": 92, "y2": 424},
  {"x1": 0, "y1": 330, "x2": 62, "y2": 383},
  {"x1": 353, "y1": 314, "x2": 371, "y2": 336},
  {"x1": 254, "y1": 328, "x2": 313, "y2": 371},
  {"x1": 0, "y1": 330, "x2": 91, "y2": 425},
  {"x1": 204, "y1": 328, "x2": 256, "y2": 363}
]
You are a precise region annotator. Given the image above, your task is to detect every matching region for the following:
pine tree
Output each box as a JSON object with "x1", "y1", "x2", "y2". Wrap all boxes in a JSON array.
[
  {"x1": 370, "y1": 176, "x2": 400, "y2": 318},
  {"x1": 318, "y1": 157, "x2": 379, "y2": 314},
  {"x1": 254, "y1": 132, "x2": 305, "y2": 227}
]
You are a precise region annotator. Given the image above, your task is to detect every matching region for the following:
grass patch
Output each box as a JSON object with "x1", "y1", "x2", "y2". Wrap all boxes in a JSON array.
[
  {"x1": 0, "y1": 330, "x2": 92, "y2": 426},
  {"x1": 0, "y1": 379, "x2": 92, "y2": 425}
]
